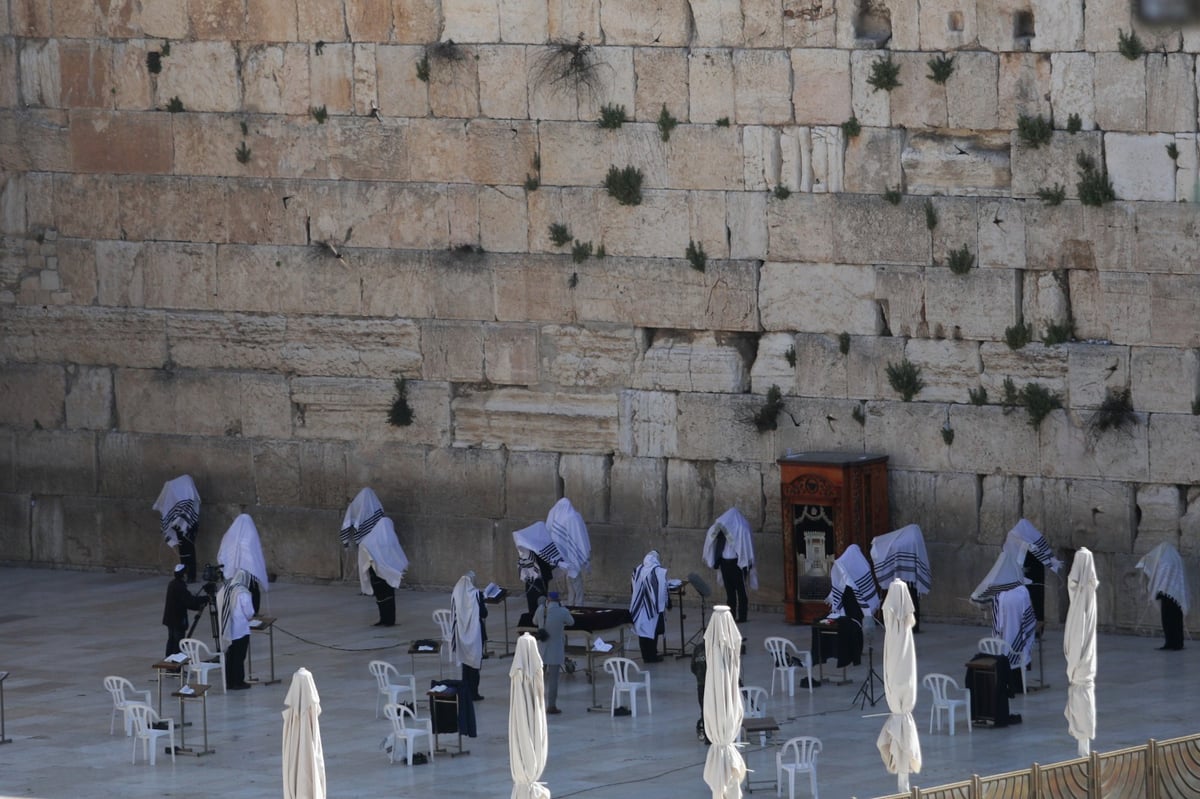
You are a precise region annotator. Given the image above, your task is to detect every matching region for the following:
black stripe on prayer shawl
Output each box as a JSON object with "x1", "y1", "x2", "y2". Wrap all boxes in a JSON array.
[
  {"x1": 852, "y1": 572, "x2": 878, "y2": 607},
  {"x1": 537, "y1": 542, "x2": 563, "y2": 566},
  {"x1": 875, "y1": 552, "x2": 932, "y2": 594},
  {"x1": 161, "y1": 499, "x2": 199, "y2": 543},
  {"x1": 1027, "y1": 537, "x2": 1055, "y2": 569},
  {"x1": 1007, "y1": 604, "x2": 1039, "y2": 668},
  {"x1": 973, "y1": 580, "x2": 1025, "y2": 603},
  {"x1": 630, "y1": 566, "x2": 662, "y2": 622},
  {"x1": 340, "y1": 508, "x2": 384, "y2": 546}
]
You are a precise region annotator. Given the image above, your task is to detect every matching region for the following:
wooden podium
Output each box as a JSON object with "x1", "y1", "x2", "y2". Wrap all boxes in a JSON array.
[{"x1": 778, "y1": 452, "x2": 889, "y2": 624}]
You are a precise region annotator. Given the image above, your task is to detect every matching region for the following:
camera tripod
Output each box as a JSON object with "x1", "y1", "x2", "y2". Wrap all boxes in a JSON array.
[
  {"x1": 852, "y1": 643, "x2": 884, "y2": 709},
  {"x1": 187, "y1": 585, "x2": 221, "y2": 651}
]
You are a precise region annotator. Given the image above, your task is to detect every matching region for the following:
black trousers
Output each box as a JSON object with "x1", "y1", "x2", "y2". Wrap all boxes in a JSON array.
[
  {"x1": 1160, "y1": 594, "x2": 1184, "y2": 650},
  {"x1": 638, "y1": 615, "x2": 666, "y2": 662},
  {"x1": 178, "y1": 538, "x2": 197, "y2": 582},
  {"x1": 165, "y1": 623, "x2": 187, "y2": 658},
  {"x1": 369, "y1": 568, "x2": 395, "y2": 626},
  {"x1": 718, "y1": 558, "x2": 748, "y2": 621},
  {"x1": 462, "y1": 664, "x2": 482, "y2": 700},
  {"x1": 226, "y1": 635, "x2": 249, "y2": 687}
]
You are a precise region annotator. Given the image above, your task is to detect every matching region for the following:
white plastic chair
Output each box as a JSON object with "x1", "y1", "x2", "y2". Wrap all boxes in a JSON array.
[
  {"x1": 179, "y1": 638, "x2": 226, "y2": 693},
  {"x1": 923, "y1": 673, "x2": 971, "y2": 736},
  {"x1": 978, "y1": 636, "x2": 1027, "y2": 694},
  {"x1": 104, "y1": 676, "x2": 151, "y2": 736},
  {"x1": 764, "y1": 637, "x2": 813, "y2": 697},
  {"x1": 126, "y1": 703, "x2": 176, "y2": 765},
  {"x1": 603, "y1": 657, "x2": 652, "y2": 717},
  {"x1": 740, "y1": 686, "x2": 770, "y2": 744},
  {"x1": 777, "y1": 735, "x2": 821, "y2": 799},
  {"x1": 383, "y1": 703, "x2": 434, "y2": 766},
  {"x1": 432, "y1": 609, "x2": 454, "y2": 663},
  {"x1": 368, "y1": 660, "x2": 417, "y2": 719}
]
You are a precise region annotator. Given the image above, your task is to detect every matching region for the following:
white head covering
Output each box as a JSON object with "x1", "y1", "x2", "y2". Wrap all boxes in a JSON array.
[
  {"x1": 629, "y1": 551, "x2": 669, "y2": 639},
  {"x1": 153, "y1": 475, "x2": 200, "y2": 547},
  {"x1": 1137, "y1": 542, "x2": 1190, "y2": 614},
  {"x1": 827, "y1": 544, "x2": 879, "y2": 617},
  {"x1": 218, "y1": 514, "x2": 269, "y2": 593},
  {"x1": 993, "y1": 585, "x2": 1038, "y2": 669},
  {"x1": 357, "y1": 517, "x2": 409, "y2": 594},
  {"x1": 340, "y1": 487, "x2": 384, "y2": 547},
  {"x1": 546, "y1": 498, "x2": 591, "y2": 579},
  {"x1": 1004, "y1": 518, "x2": 1064, "y2": 575},
  {"x1": 871, "y1": 524, "x2": 931, "y2": 595},
  {"x1": 702, "y1": 507, "x2": 759, "y2": 591},
  {"x1": 971, "y1": 550, "x2": 1029, "y2": 604},
  {"x1": 217, "y1": 568, "x2": 255, "y2": 651},
  {"x1": 451, "y1": 572, "x2": 483, "y2": 670}
]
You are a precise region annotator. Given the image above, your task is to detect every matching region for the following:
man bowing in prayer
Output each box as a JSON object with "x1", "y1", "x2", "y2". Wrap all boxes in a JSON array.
[
  {"x1": 357, "y1": 517, "x2": 409, "y2": 627},
  {"x1": 451, "y1": 571, "x2": 488, "y2": 701},
  {"x1": 218, "y1": 569, "x2": 257, "y2": 690},
  {"x1": 703, "y1": 508, "x2": 757, "y2": 623},
  {"x1": 630, "y1": 551, "x2": 669, "y2": 663}
]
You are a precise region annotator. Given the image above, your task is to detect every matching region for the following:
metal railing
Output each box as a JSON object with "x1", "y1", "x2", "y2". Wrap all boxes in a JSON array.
[{"x1": 873, "y1": 733, "x2": 1200, "y2": 799}]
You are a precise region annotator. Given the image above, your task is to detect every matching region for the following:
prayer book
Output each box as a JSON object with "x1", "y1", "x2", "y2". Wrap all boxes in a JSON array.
[
  {"x1": 591, "y1": 637, "x2": 613, "y2": 652},
  {"x1": 165, "y1": 653, "x2": 188, "y2": 664},
  {"x1": 482, "y1": 582, "x2": 503, "y2": 599}
]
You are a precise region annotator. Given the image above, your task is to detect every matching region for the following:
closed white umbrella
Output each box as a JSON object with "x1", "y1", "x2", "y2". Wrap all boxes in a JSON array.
[
  {"x1": 1064, "y1": 548, "x2": 1098, "y2": 757},
  {"x1": 877, "y1": 578, "x2": 922, "y2": 793},
  {"x1": 282, "y1": 667, "x2": 326, "y2": 799},
  {"x1": 509, "y1": 633, "x2": 550, "y2": 799},
  {"x1": 702, "y1": 605, "x2": 746, "y2": 799}
]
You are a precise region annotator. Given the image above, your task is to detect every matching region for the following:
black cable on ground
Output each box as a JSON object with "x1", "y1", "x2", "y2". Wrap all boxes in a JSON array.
[{"x1": 272, "y1": 623, "x2": 406, "y2": 652}]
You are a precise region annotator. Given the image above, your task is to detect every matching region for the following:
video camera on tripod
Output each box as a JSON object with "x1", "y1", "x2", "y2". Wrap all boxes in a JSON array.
[{"x1": 188, "y1": 563, "x2": 224, "y2": 649}]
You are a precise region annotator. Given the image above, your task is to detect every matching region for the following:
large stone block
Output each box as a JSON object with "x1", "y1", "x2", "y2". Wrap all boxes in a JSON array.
[
  {"x1": 1147, "y1": 415, "x2": 1200, "y2": 483},
  {"x1": 1029, "y1": 0, "x2": 1083, "y2": 51},
  {"x1": 558, "y1": 453, "x2": 611, "y2": 523},
  {"x1": 421, "y1": 320, "x2": 484, "y2": 382},
  {"x1": 889, "y1": 52, "x2": 948, "y2": 129},
  {"x1": 979, "y1": 343, "x2": 1068, "y2": 398},
  {"x1": 998, "y1": 52, "x2": 1051, "y2": 122},
  {"x1": 375, "y1": 46, "x2": 430, "y2": 118},
  {"x1": 728, "y1": 192, "x2": 768, "y2": 260},
  {"x1": 0, "y1": 305, "x2": 167, "y2": 368},
  {"x1": 600, "y1": 0, "x2": 691, "y2": 45},
  {"x1": 632, "y1": 331, "x2": 752, "y2": 393},
  {"x1": 478, "y1": 46, "x2": 528, "y2": 119},
  {"x1": 539, "y1": 325, "x2": 640, "y2": 388},
  {"x1": 14, "y1": 430, "x2": 95, "y2": 495},
  {"x1": 309, "y1": 43, "x2": 355, "y2": 114},
  {"x1": 842, "y1": 127, "x2": 904, "y2": 195},
  {"x1": 1067, "y1": 343, "x2": 1129, "y2": 410},
  {"x1": 609, "y1": 455, "x2": 665, "y2": 526},
  {"x1": 0, "y1": 41, "x2": 18, "y2": 122},
  {"x1": 925, "y1": 268, "x2": 1018, "y2": 341},
  {"x1": 1050, "y1": 52, "x2": 1095, "y2": 130},
  {"x1": 291, "y1": 377, "x2": 451, "y2": 447},
  {"x1": 761, "y1": 262, "x2": 880, "y2": 335},
  {"x1": 215, "y1": 244, "x2": 361, "y2": 316},
  {"x1": 115, "y1": 368, "x2": 292, "y2": 439},
  {"x1": 391, "y1": 0, "x2": 441, "y2": 41},
  {"x1": 68, "y1": 110, "x2": 172, "y2": 175},
  {"x1": 1105, "y1": 132, "x2": 1177, "y2": 202},
  {"x1": 64, "y1": 365, "x2": 113, "y2": 430},
  {"x1": 1149, "y1": 274, "x2": 1200, "y2": 347},
  {"x1": 876, "y1": 264, "x2": 927, "y2": 339},
  {"x1": 452, "y1": 388, "x2": 620, "y2": 453},
  {"x1": 977, "y1": 199, "x2": 1026, "y2": 270},
  {"x1": 97, "y1": 431, "x2": 258, "y2": 504},
  {"x1": 1083, "y1": 0, "x2": 1127, "y2": 51},
  {"x1": 1131, "y1": 348, "x2": 1199, "y2": 414},
  {"x1": 688, "y1": 190, "x2": 730, "y2": 259},
  {"x1": 242, "y1": 44, "x2": 309, "y2": 115},
  {"x1": 773, "y1": 396, "x2": 867, "y2": 454},
  {"x1": 863, "y1": 400, "x2": 952, "y2": 472},
  {"x1": 245, "y1": 0, "x2": 298, "y2": 40},
  {"x1": 901, "y1": 132, "x2": 1011, "y2": 197},
  {"x1": 0, "y1": 110, "x2": 70, "y2": 173},
  {"x1": 919, "y1": 0, "x2": 979, "y2": 50},
  {"x1": 428, "y1": 46, "x2": 481, "y2": 118},
  {"x1": 749, "y1": 331, "x2": 800, "y2": 395},
  {"x1": 791, "y1": 49, "x2": 851, "y2": 126},
  {"x1": 504, "y1": 450, "x2": 562, "y2": 518},
  {"x1": 1094, "y1": 53, "x2": 1146, "y2": 132},
  {"x1": 846, "y1": 335, "x2": 906, "y2": 400},
  {"x1": 18, "y1": 38, "x2": 58, "y2": 108},
  {"x1": 632, "y1": 48, "x2": 688, "y2": 122},
  {"x1": 1133, "y1": 203, "x2": 1200, "y2": 274},
  {"x1": 674, "y1": 392, "x2": 778, "y2": 462},
  {"x1": 58, "y1": 41, "x2": 113, "y2": 108},
  {"x1": 783, "y1": 0, "x2": 836, "y2": 47},
  {"x1": 52, "y1": 174, "x2": 119, "y2": 240},
  {"x1": 742, "y1": 0, "x2": 783, "y2": 46},
  {"x1": 1030, "y1": 477, "x2": 1135, "y2": 553},
  {"x1": 1010, "y1": 130, "x2": 1103, "y2": 200},
  {"x1": 0, "y1": 363, "x2": 65, "y2": 429},
  {"x1": 119, "y1": 176, "x2": 228, "y2": 243},
  {"x1": 667, "y1": 128, "x2": 744, "y2": 191},
  {"x1": 733, "y1": 49, "x2": 793, "y2": 125},
  {"x1": 888, "y1": 469, "x2": 978, "y2": 544},
  {"x1": 943, "y1": 51, "x2": 999, "y2": 130},
  {"x1": 1136, "y1": 483, "x2": 1183, "y2": 540},
  {"x1": 483, "y1": 323, "x2": 539, "y2": 386},
  {"x1": 666, "y1": 459, "x2": 714, "y2": 529},
  {"x1": 154, "y1": 41, "x2": 240, "y2": 113},
  {"x1": 1040, "y1": 408, "x2": 1149, "y2": 481},
  {"x1": 619, "y1": 389, "x2": 678, "y2": 458},
  {"x1": 712, "y1": 461, "x2": 764, "y2": 530},
  {"x1": 832, "y1": 195, "x2": 928, "y2": 265},
  {"x1": 978, "y1": 474, "x2": 1023, "y2": 541},
  {"x1": 690, "y1": 0, "x2": 743, "y2": 46},
  {"x1": 0, "y1": 493, "x2": 32, "y2": 562},
  {"x1": 849, "y1": 51, "x2": 891, "y2": 128},
  {"x1": 1069, "y1": 270, "x2": 1151, "y2": 345},
  {"x1": 903, "y1": 339, "x2": 982, "y2": 403}
]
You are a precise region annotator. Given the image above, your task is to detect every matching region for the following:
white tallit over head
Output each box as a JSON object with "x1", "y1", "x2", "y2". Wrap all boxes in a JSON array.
[
  {"x1": 1004, "y1": 518, "x2": 1064, "y2": 575},
  {"x1": 512, "y1": 521, "x2": 564, "y2": 581},
  {"x1": 357, "y1": 517, "x2": 409, "y2": 594},
  {"x1": 451, "y1": 572, "x2": 483, "y2": 669},
  {"x1": 218, "y1": 514, "x2": 269, "y2": 593},
  {"x1": 993, "y1": 585, "x2": 1038, "y2": 669},
  {"x1": 629, "y1": 551, "x2": 669, "y2": 639},
  {"x1": 153, "y1": 475, "x2": 200, "y2": 547},
  {"x1": 1137, "y1": 542, "x2": 1190, "y2": 614},
  {"x1": 702, "y1": 507, "x2": 759, "y2": 591},
  {"x1": 827, "y1": 544, "x2": 879, "y2": 617},
  {"x1": 970, "y1": 550, "x2": 1029, "y2": 604},
  {"x1": 871, "y1": 524, "x2": 932, "y2": 595},
  {"x1": 217, "y1": 569, "x2": 255, "y2": 651},
  {"x1": 340, "y1": 487, "x2": 384, "y2": 548},
  {"x1": 546, "y1": 498, "x2": 591, "y2": 578}
]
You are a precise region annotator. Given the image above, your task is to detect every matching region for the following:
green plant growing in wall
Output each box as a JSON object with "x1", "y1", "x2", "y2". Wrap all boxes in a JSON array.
[
  {"x1": 571, "y1": 240, "x2": 593, "y2": 263},
  {"x1": 235, "y1": 141, "x2": 252, "y2": 164},
  {"x1": 685, "y1": 240, "x2": 707, "y2": 272},
  {"x1": 1001, "y1": 377, "x2": 1020, "y2": 409},
  {"x1": 1076, "y1": 152, "x2": 1116, "y2": 206},
  {"x1": 784, "y1": 345, "x2": 797, "y2": 368},
  {"x1": 595, "y1": 243, "x2": 606, "y2": 258},
  {"x1": 883, "y1": 186, "x2": 903, "y2": 205},
  {"x1": 773, "y1": 185, "x2": 792, "y2": 200},
  {"x1": 604, "y1": 165, "x2": 643, "y2": 206},
  {"x1": 1066, "y1": 113, "x2": 1082, "y2": 133},
  {"x1": 1167, "y1": 142, "x2": 1179, "y2": 161},
  {"x1": 388, "y1": 377, "x2": 414, "y2": 427},
  {"x1": 1020, "y1": 382, "x2": 1062, "y2": 429},
  {"x1": 240, "y1": 120, "x2": 248, "y2": 135},
  {"x1": 716, "y1": 117, "x2": 730, "y2": 127},
  {"x1": 1192, "y1": 398, "x2": 1200, "y2": 415},
  {"x1": 1017, "y1": 113, "x2": 1053, "y2": 148},
  {"x1": 165, "y1": 96, "x2": 184, "y2": 113},
  {"x1": 314, "y1": 40, "x2": 325, "y2": 55},
  {"x1": 924, "y1": 198, "x2": 938, "y2": 230},
  {"x1": 751, "y1": 385, "x2": 786, "y2": 432},
  {"x1": 1004, "y1": 322, "x2": 1033, "y2": 350},
  {"x1": 532, "y1": 34, "x2": 604, "y2": 99},
  {"x1": 946, "y1": 244, "x2": 975, "y2": 274},
  {"x1": 926, "y1": 54, "x2": 955, "y2": 84},
  {"x1": 160, "y1": 41, "x2": 171, "y2": 57},
  {"x1": 851, "y1": 402, "x2": 866, "y2": 426},
  {"x1": 867, "y1": 55, "x2": 901, "y2": 92},
  {"x1": 1088, "y1": 387, "x2": 1137, "y2": 434},
  {"x1": 598, "y1": 104, "x2": 627, "y2": 129},
  {"x1": 841, "y1": 115, "x2": 861, "y2": 139},
  {"x1": 1042, "y1": 318, "x2": 1075, "y2": 345},
  {"x1": 309, "y1": 105, "x2": 328, "y2": 123},
  {"x1": 1036, "y1": 184, "x2": 1067, "y2": 206},
  {"x1": 416, "y1": 54, "x2": 430, "y2": 82},
  {"x1": 941, "y1": 424, "x2": 955, "y2": 445},
  {"x1": 839, "y1": 331, "x2": 851, "y2": 355},
  {"x1": 886, "y1": 359, "x2": 925, "y2": 401},
  {"x1": 428, "y1": 39, "x2": 465, "y2": 63},
  {"x1": 968, "y1": 386, "x2": 988, "y2": 405},
  {"x1": 568, "y1": 272, "x2": 578, "y2": 288},
  {"x1": 549, "y1": 222, "x2": 572, "y2": 247},
  {"x1": 657, "y1": 104, "x2": 679, "y2": 142},
  {"x1": 1118, "y1": 28, "x2": 1144, "y2": 59},
  {"x1": 524, "y1": 174, "x2": 540, "y2": 191}
]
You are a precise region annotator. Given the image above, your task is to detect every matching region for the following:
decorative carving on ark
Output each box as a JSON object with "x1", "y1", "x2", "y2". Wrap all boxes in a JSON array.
[{"x1": 782, "y1": 473, "x2": 839, "y2": 500}]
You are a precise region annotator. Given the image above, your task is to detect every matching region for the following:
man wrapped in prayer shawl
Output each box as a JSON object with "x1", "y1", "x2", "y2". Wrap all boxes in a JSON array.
[
  {"x1": 702, "y1": 507, "x2": 758, "y2": 623},
  {"x1": 218, "y1": 569, "x2": 257, "y2": 690},
  {"x1": 871, "y1": 524, "x2": 931, "y2": 633},
  {"x1": 217, "y1": 514, "x2": 269, "y2": 613},
  {"x1": 630, "y1": 551, "x2": 669, "y2": 663},
  {"x1": 547, "y1": 498, "x2": 591, "y2": 607},
  {"x1": 358, "y1": 517, "x2": 408, "y2": 628},
  {"x1": 1004, "y1": 519, "x2": 1062, "y2": 623},
  {"x1": 452, "y1": 571, "x2": 488, "y2": 701},
  {"x1": 1137, "y1": 542, "x2": 1190, "y2": 651},
  {"x1": 153, "y1": 475, "x2": 201, "y2": 582},
  {"x1": 513, "y1": 521, "x2": 563, "y2": 616},
  {"x1": 993, "y1": 585, "x2": 1038, "y2": 694},
  {"x1": 340, "y1": 487, "x2": 384, "y2": 548}
]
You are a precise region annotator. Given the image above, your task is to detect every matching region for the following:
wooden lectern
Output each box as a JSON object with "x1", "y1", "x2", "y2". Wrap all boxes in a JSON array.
[{"x1": 778, "y1": 452, "x2": 890, "y2": 624}]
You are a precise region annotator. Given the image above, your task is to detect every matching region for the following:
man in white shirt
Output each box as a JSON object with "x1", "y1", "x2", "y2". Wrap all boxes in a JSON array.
[{"x1": 218, "y1": 569, "x2": 256, "y2": 690}]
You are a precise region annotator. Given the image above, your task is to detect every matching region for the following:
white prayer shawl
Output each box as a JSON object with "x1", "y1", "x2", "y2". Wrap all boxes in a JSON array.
[
  {"x1": 970, "y1": 550, "x2": 1029, "y2": 604},
  {"x1": 218, "y1": 569, "x2": 255, "y2": 651},
  {"x1": 217, "y1": 514, "x2": 270, "y2": 593},
  {"x1": 153, "y1": 475, "x2": 200, "y2": 548},
  {"x1": 993, "y1": 585, "x2": 1038, "y2": 669},
  {"x1": 1137, "y1": 542, "x2": 1190, "y2": 614},
  {"x1": 826, "y1": 544, "x2": 879, "y2": 618},
  {"x1": 546, "y1": 498, "x2": 591, "y2": 578},
  {"x1": 513, "y1": 521, "x2": 564, "y2": 582},
  {"x1": 1004, "y1": 518, "x2": 1064, "y2": 575},
  {"x1": 871, "y1": 524, "x2": 932, "y2": 595},
  {"x1": 1064, "y1": 548, "x2": 1098, "y2": 756},
  {"x1": 357, "y1": 517, "x2": 409, "y2": 594},
  {"x1": 451, "y1": 573, "x2": 483, "y2": 670},
  {"x1": 629, "y1": 551, "x2": 669, "y2": 639},
  {"x1": 340, "y1": 487, "x2": 384, "y2": 548},
  {"x1": 702, "y1": 507, "x2": 759, "y2": 591}
]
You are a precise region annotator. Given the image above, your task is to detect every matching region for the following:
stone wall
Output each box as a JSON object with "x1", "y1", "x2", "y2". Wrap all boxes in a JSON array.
[{"x1": 2, "y1": 0, "x2": 1198, "y2": 632}]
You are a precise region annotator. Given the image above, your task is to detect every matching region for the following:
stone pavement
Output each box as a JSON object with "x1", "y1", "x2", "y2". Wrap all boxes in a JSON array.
[{"x1": 1, "y1": 567, "x2": 1196, "y2": 799}]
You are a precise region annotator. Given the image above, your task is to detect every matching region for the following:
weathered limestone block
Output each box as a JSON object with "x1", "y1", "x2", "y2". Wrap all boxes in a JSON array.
[
  {"x1": 539, "y1": 122, "x2": 626, "y2": 186},
  {"x1": 1041, "y1": 408, "x2": 1149, "y2": 481},
  {"x1": 743, "y1": 125, "x2": 782, "y2": 191},
  {"x1": 0, "y1": 40, "x2": 20, "y2": 109},
  {"x1": 667, "y1": 129, "x2": 743, "y2": 191},
  {"x1": 496, "y1": 0, "x2": 546, "y2": 40},
  {"x1": 14, "y1": 430, "x2": 94, "y2": 495},
  {"x1": 926, "y1": 268, "x2": 1018, "y2": 342},
  {"x1": 1069, "y1": 270, "x2": 1151, "y2": 345},
  {"x1": 19, "y1": 38, "x2": 59, "y2": 108},
  {"x1": 876, "y1": 264, "x2": 926, "y2": 338},
  {"x1": 633, "y1": 48, "x2": 688, "y2": 122},
  {"x1": 58, "y1": 41, "x2": 113, "y2": 108},
  {"x1": 674, "y1": 392, "x2": 777, "y2": 462},
  {"x1": 120, "y1": 176, "x2": 227, "y2": 243},
  {"x1": 1183, "y1": 490, "x2": 1200, "y2": 557},
  {"x1": 292, "y1": 377, "x2": 450, "y2": 446},
  {"x1": 1149, "y1": 415, "x2": 1200, "y2": 483},
  {"x1": 864, "y1": 399, "x2": 952, "y2": 471},
  {"x1": 689, "y1": 49, "x2": 735, "y2": 123},
  {"x1": 51, "y1": 174, "x2": 118, "y2": 241},
  {"x1": 452, "y1": 388, "x2": 620, "y2": 453},
  {"x1": 558, "y1": 453, "x2": 611, "y2": 522},
  {"x1": 1082, "y1": 0, "x2": 1127, "y2": 51},
  {"x1": 288, "y1": 316, "x2": 424, "y2": 378},
  {"x1": 187, "y1": 0, "x2": 246, "y2": 38},
  {"x1": 785, "y1": 331, "x2": 852, "y2": 398},
  {"x1": 1173, "y1": 134, "x2": 1197, "y2": 203},
  {"x1": 224, "y1": 179, "x2": 309, "y2": 247},
  {"x1": 1010, "y1": 130, "x2": 1102, "y2": 199},
  {"x1": 687, "y1": 191, "x2": 729, "y2": 259},
  {"x1": 152, "y1": 42, "x2": 239, "y2": 113},
  {"x1": 478, "y1": 46, "x2": 528, "y2": 119},
  {"x1": 441, "y1": 0, "x2": 501, "y2": 41},
  {"x1": 849, "y1": 51, "x2": 890, "y2": 128},
  {"x1": 0, "y1": 493, "x2": 31, "y2": 562},
  {"x1": 540, "y1": 325, "x2": 640, "y2": 388},
  {"x1": 946, "y1": 52, "x2": 1000, "y2": 130},
  {"x1": 137, "y1": 242, "x2": 217, "y2": 310},
  {"x1": 609, "y1": 456, "x2": 666, "y2": 526},
  {"x1": 1094, "y1": 53, "x2": 1146, "y2": 132},
  {"x1": 791, "y1": 49, "x2": 851, "y2": 126},
  {"x1": 1105, "y1": 132, "x2": 1177, "y2": 202},
  {"x1": 761, "y1": 262, "x2": 880, "y2": 335},
  {"x1": 1130, "y1": 348, "x2": 1198, "y2": 414},
  {"x1": 774, "y1": 397, "x2": 867, "y2": 453},
  {"x1": 0, "y1": 363, "x2": 64, "y2": 429},
  {"x1": 421, "y1": 320, "x2": 484, "y2": 382},
  {"x1": 632, "y1": 331, "x2": 752, "y2": 393},
  {"x1": 245, "y1": 0, "x2": 298, "y2": 40},
  {"x1": 713, "y1": 461, "x2": 764, "y2": 529},
  {"x1": 104, "y1": 0, "x2": 190, "y2": 38},
  {"x1": 307, "y1": 42, "x2": 354, "y2": 114},
  {"x1": 576, "y1": 46, "x2": 635, "y2": 122},
  {"x1": 601, "y1": 0, "x2": 690, "y2": 45},
  {"x1": 783, "y1": 0, "x2": 836, "y2": 47},
  {"x1": 428, "y1": 47, "x2": 481, "y2": 118},
  {"x1": 847, "y1": 335, "x2": 906, "y2": 399},
  {"x1": 389, "y1": 0, "x2": 441, "y2": 41},
  {"x1": 903, "y1": 339, "x2": 983, "y2": 402},
  {"x1": 979, "y1": 474, "x2": 1024, "y2": 540},
  {"x1": 733, "y1": 50, "x2": 793, "y2": 125},
  {"x1": 1049, "y1": 52, "x2": 1095, "y2": 130},
  {"x1": 727, "y1": 192, "x2": 768, "y2": 260},
  {"x1": 598, "y1": 191, "x2": 687, "y2": 256},
  {"x1": 690, "y1": 0, "x2": 744, "y2": 45},
  {"x1": 902, "y1": 132, "x2": 1011, "y2": 197},
  {"x1": 889, "y1": 52, "x2": 948, "y2": 129},
  {"x1": 667, "y1": 459, "x2": 714, "y2": 529},
  {"x1": 501, "y1": 451, "x2": 559, "y2": 517},
  {"x1": 1029, "y1": 0, "x2": 1083, "y2": 51},
  {"x1": 54, "y1": 239, "x2": 97, "y2": 307},
  {"x1": 242, "y1": 44, "x2": 309, "y2": 115},
  {"x1": 354, "y1": 44, "x2": 380, "y2": 115},
  {"x1": 215, "y1": 244, "x2": 360, "y2": 316},
  {"x1": 1066, "y1": 343, "x2": 1128, "y2": 410},
  {"x1": 1043, "y1": 477, "x2": 1135, "y2": 553},
  {"x1": 976, "y1": 199, "x2": 1025, "y2": 270},
  {"x1": 375, "y1": 46, "x2": 430, "y2": 118},
  {"x1": 68, "y1": 110, "x2": 171, "y2": 175},
  {"x1": 478, "y1": 186, "x2": 528, "y2": 253},
  {"x1": 1137, "y1": 484, "x2": 1183, "y2": 540},
  {"x1": 115, "y1": 368, "x2": 291, "y2": 438},
  {"x1": 975, "y1": 0, "x2": 1029, "y2": 52},
  {"x1": 1, "y1": 305, "x2": 167, "y2": 367},
  {"x1": 619, "y1": 389, "x2": 679, "y2": 458},
  {"x1": 741, "y1": 0, "x2": 784, "y2": 47},
  {"x1": 919, "y1": 0, "x2": 978, "y2": 50},
  {"x1": 998, "y1": 53, "x2": 1051, "y2": 121},
  {"x1": 833, "y1": 195, "x2": 927, "y2": 265},
  {"x1": 949, "y1": 403, "x2": 1042, "y2": 474},
  {"x1": 749, "y1": 331, "x2": 799, "y2": 395},
  {"x1": 421, "y1": 447, "x2": 506, "y2": 518},
  {"x1": 1148, "y1": 274, "x2": 1200, "y2": 347},
  {"x1": 1022, "y1": 271, "x2": 1070, "y2": 341},
  {"x1": 166, "y1": 312, "x2": 286, "y2": 372},
  {"x1": 842, "y1": 127, "x2": 904, "y2": 195},
  {"x1": 1134, "y1": 203, "x2": 1200, "y2": 273},
  {"x1": 979, "y1": 342, "x2": 1067, "y2": 397},
  {"x1": 0, "y1": 110, "x2": 70, "y2": 173},
  {"x1": 892, "y1": 470, "x2": 976, "y2": 550},
  {"x1": 483, "y1": 323, "x2": 539, "y2": 386}
]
